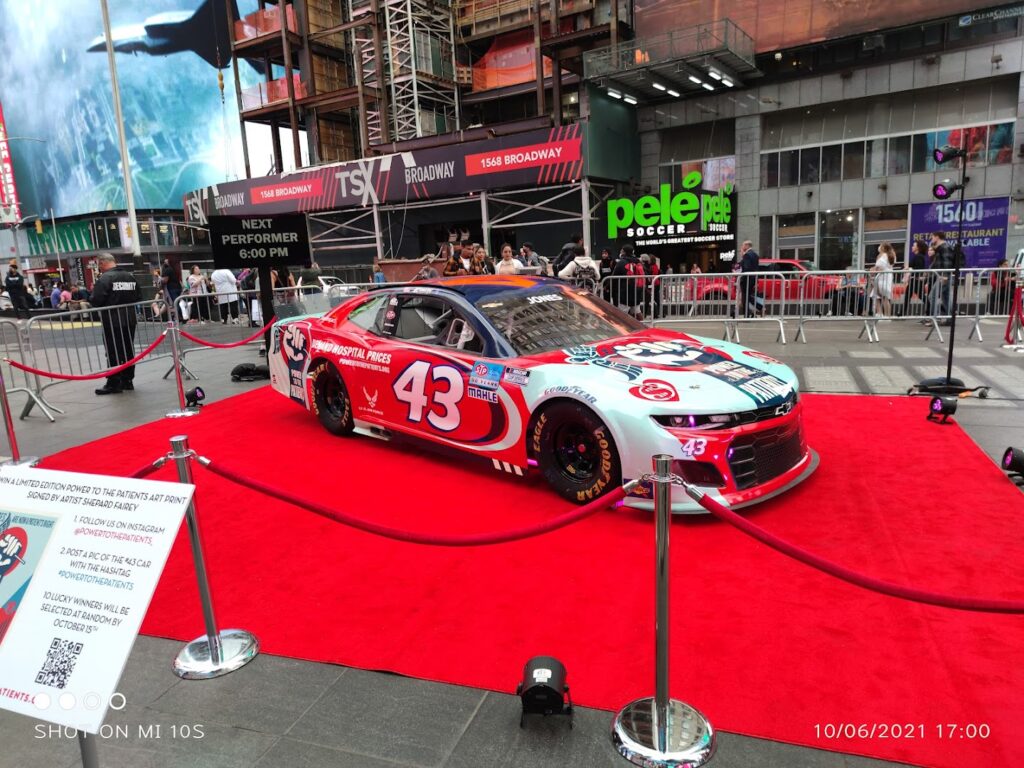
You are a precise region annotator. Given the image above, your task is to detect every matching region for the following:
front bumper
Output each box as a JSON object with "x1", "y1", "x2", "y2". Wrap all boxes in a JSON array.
[{"x1": 621, "y1": 449, "x2": 818, "y2": 514}]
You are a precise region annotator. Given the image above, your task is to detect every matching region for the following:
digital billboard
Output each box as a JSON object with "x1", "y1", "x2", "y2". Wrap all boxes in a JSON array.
[
  {"x1": 0, "y1": 0, "x2": 264, "y2": 219},
  {"x1": 634, "y1": 0, "x2": 985, "y2": 53}
]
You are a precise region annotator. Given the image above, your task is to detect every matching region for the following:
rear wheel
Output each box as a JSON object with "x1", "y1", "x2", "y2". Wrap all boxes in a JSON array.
[
  {"x1": 532, "y1": 402, "x2": 621, "y2": 504},
  {"x1": 310, "y1": 360, "x2": 355, "y2": 436}
]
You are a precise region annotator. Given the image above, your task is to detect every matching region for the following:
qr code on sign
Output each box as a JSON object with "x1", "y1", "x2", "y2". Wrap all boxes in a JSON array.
[{"x1": 35, "y1": 637, "x2": 84, "y2": 689}]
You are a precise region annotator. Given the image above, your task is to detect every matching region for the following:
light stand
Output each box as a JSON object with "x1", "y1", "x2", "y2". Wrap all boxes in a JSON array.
[{"x1": 912, "y1": 146, "x2": 987, "y2": 398}]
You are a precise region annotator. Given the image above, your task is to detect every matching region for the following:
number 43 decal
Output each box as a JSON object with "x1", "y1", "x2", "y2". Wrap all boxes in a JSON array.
[
  {"x1": 680, "y1": 438, "x2": 707, "y2": 459},
  {"x1": 393, "y1": 361, "x2": 464, "y2": 432}
]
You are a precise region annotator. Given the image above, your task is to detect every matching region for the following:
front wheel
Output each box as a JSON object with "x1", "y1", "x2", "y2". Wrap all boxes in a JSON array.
[
  {"x1": 310, "y1": 360, "x2": 355, "y2": 436},
  {"x1": 532, "y1": 402, "x2": 622, "y2": 504}
]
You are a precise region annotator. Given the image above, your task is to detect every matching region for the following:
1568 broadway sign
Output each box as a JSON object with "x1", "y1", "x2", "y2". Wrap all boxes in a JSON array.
[{"x1": 607, "y1": 172, "x2": 734, "y2": 244}]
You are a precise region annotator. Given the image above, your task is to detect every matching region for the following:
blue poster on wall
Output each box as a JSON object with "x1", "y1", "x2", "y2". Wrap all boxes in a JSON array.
[{"x1": 908, "y1": 196, "x2": 1010, "y2": 269}]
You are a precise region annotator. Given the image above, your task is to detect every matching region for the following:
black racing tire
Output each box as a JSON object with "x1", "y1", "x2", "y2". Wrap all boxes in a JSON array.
[
  {"x1": 310, "y1": 360, "x2": 355, "y2": 436},
  {"x1": 532, "y1": 401, "x2": 622, "y2": 504}
]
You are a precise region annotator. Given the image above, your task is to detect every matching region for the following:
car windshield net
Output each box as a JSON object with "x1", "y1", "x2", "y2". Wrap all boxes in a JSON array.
[{"x1": 474, "y1": 285, "x2": 644, "y2": 356}]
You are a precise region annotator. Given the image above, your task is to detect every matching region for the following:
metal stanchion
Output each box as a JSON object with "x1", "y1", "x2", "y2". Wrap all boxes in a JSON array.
[
  {"x1": 166, "y1": 322, "x2": 199, "y2": 418},
  {"x1": 169, "y1": 436, "x2": 259, "y2": 678},
  {"x1": 612, "y1": 455, "x2": 715, "y2": 768},
  {"x1": 0, "y1": 360, "x2": 38, "y2": 466},
  {"x1": 78, "y1": 731, "x2": 100, "y2": 768}
]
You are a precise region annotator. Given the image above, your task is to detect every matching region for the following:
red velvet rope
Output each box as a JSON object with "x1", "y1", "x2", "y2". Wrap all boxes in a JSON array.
[
  {"x1": 178, "y1": 317, "x2": 277, "y2": 349},
  {"x1": 4, "y1": 332, "x2": 167, "y2": 380},
  {"x1": 129, "y1": 460, "x2": 164, "y2": 479},
  {"x1": 689, "y1": 488, "x2": 1024, "y2": 614},
  {"x1": 200, "y1": 458, "x2": 625, "y2": 546},
  {"x1": 1005, "y1": 286, "x2": 1023, "y2": 344}
]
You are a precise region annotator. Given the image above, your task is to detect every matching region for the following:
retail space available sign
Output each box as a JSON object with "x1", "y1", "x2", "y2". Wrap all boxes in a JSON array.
[
  {"x1": 0, "y1": 100, "x2": 22, "y2": 224},
  {"x1": 209, "y1": 213, "x2": 311, "y2": 269},
  {"x1": 909, "y1": 197, "x2": 1009, "y2": 269},
  {"x1": 184, "y1": 124, "x2": 586, "y2": 221},
  {"x1": 605, "y1": 171, "x2": 736, "y2": 253},
  {"x1": 0, "y1": 467, "x2": 190, "y2": 734}
]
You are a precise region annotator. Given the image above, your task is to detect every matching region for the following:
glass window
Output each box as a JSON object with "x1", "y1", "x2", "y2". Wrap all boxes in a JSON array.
[
  {"x1": 822, "y1": 106, "x2": 845, "y2": 142},
  {"x1": 865, "y1": 138, "x2": 887, "y2": 178},
  {"x1": 963, "y1": 126, "x2": 988, "y2": 167},
  {"x1": 989, "y1": 122, "x2": 1014, "y2": 165},
  {"x1": 760, "y1": 153, "x2": 779, "y2": 188},
  {"x1": 155, "y1": 219, "x2": 175, "y2": 247},
  {"x1": 93, "y1": 220, "x2": 109, "y2": 249},
  {"x1": 802, "y1": 107, "x2": 824, "y2": 145},
  {"x1": 475, "y1": 284, "x2": 643, "y2": 356},
  {"x1": 844, "y1": 108, "x2": 865, "y2": 140},
  {"x1": 819, "y1": 209, "x2": 858, "y2": 271},
  {"x1": 659, "y1": 165, "x2": 675, "y2": 191},
  {"x1": 800, "y1": 147, "x2": 820, "y2": 184},
  {"x1": 821, "y1": 144, "x2": 842, "y2": 182},
  {"x1": 347, "y1": 294, "x2": 388, "y2": 332},
  {"x1": 864, "y1": 97, "x2": 891, "y2": 137},
  {"x1": 911, "y1": 133, "x2": 934, "y2": 173},
  {"x1": 779, "y1": 149, "x2": 799, "y2": 186},
  {"x1": 887, "y1": 135, "x2": 911, "y2": 175},
  {"x1": 843, "y1": 141, "x2": 864, "y2": 179},
  {"x1": 912, "y1": 92, "x2": 938, "y2": 131}
]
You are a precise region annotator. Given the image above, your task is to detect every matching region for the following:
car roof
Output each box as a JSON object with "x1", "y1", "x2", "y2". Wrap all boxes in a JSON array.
[{"x1": 410, "y1": 275, "x2": 557, "y2": 303}]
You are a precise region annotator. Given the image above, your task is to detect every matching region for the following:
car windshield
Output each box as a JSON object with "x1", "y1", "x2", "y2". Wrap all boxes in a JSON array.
[{"x1": 474, "y1": 284, "x2": 644, "y2": 356}]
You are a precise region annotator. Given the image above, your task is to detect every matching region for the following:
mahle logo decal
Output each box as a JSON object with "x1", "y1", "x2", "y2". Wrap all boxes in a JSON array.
[{"x1": 607, "y1": 171, "x2": 733, "y2": 238}]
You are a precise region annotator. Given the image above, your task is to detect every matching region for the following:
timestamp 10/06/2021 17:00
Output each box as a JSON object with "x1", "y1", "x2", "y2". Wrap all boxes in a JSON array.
[{"x1": 814, "y1": 723, "x2": 991, "y2": 740}]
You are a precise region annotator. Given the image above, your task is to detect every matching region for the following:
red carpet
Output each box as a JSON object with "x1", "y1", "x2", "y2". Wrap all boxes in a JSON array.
[{"x1": 43, "y1": 389, "x2": 1024, "y2": 768}]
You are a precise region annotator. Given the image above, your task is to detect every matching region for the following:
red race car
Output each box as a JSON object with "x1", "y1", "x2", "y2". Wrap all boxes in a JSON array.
[{"x1": 270, "y1": 276, "x2": 817, "y2": 512}]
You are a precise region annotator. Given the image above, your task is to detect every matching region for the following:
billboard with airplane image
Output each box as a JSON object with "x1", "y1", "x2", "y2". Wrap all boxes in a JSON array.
[{"x1": 0, "y1": 0, "x2": 291, "y2": 219}]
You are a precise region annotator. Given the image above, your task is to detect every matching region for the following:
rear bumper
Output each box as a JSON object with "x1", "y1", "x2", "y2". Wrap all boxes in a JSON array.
[{"x1": 621, "y1": 448, "x2": 819, "y2": 514}]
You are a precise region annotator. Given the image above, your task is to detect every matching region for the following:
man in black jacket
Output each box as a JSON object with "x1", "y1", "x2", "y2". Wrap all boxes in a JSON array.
[
  {"x1": 90, "y1": 254, "x2": 141, "y2": 395},
  {"x1": 739, "y1": 240, "x2": 760, "y2": 317},
  {"x1": 4, "y1": 259, "x2": 30, "y2": 319},
  {"x1": 552, "y1": 233, "x2": 583, "y2": 277},
  {"x1": 929, "y1": 231, "x2": 956, "y2": 323}
]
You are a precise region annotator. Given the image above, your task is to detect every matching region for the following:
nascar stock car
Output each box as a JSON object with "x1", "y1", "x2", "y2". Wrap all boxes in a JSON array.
[{"x1": 269, "y1": 275, "x2": 817, "y2": 512}]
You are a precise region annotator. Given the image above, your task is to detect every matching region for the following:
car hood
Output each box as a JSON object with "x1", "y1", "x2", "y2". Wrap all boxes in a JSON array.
[{"x1": 527, "y1": 328, "x2": 799, "y2": 413}]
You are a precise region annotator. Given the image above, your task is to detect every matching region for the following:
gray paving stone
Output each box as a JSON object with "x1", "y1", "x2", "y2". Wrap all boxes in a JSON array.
[
  {"x1": 286, "y1": 670, "x2": 485, "y2": 766},
  {"x1": 844, "y1": 348, "x2": 892, "y2": 359},
  {"x1": 802, "y1": 366, "x2": 857, "y2": 393},
  {"x1": 445, "y1": 692, "x2": 621, "y2": 768},
  {"x1": 0, "y1": 711, "x2": 82, "y2": 768},
  {"x1": 893, "y1": 346, "x2": 943, "y2": 359},
  {"x1": 253, "y1": 737, "x2": 408, "y2": 768},
  {"x1": 148, "y1": 653, "x2": 344, "y2": 734}
]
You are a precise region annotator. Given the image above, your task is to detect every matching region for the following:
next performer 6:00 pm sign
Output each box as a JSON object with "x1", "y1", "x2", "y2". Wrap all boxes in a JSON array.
[{"x1": 209, "y1": 213, "x2": 311, "y2": 269}]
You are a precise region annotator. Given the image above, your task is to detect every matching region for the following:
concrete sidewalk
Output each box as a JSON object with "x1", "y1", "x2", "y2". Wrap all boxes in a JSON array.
[{"x1": 2, "y1": 321, "x2": 1021, "y2": 768}]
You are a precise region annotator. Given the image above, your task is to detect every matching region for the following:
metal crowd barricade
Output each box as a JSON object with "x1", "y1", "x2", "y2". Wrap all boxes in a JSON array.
[
  {"x1": 0, "y1": 318, "x2": 59, "y2": 422},
  {"x1": 25, "y1": 300, "x2": 172, "y2": 392},
  {"x1": 638, "y1": 272, "x2": 790, "y2": 344}
]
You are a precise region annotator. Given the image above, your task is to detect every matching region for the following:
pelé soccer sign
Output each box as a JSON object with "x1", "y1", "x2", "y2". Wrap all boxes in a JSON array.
[{"x1": 606, "y1": 171, "x2": 734, "y2": 246}]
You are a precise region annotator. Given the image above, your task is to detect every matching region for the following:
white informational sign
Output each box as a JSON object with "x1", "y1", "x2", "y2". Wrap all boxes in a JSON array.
[{"x1": 0, "y1": 467, "x2": 191, "y2": 734}]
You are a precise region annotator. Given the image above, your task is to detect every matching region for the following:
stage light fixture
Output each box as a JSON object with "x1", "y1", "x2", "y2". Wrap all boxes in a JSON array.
[
  {"x1": 721, "y1": 78, "x2": 734, "y2": 87},
  {"x1": 688, "y1": 75, "x2": 703, "y2": 85},
  {"x1": 1002, "y1": 447, "x2": 1024, "y2": 476},
  {"x1": 933, "y1": 180, "x2": 963, "y2": 200},
  {"x1": 607, "y1": 89, "x2": 622, "y2": 99},
  {"x1": 516, "y1": 656, "x2": 573, "y2": 728},
  {"x1": 185, "y1": 386, "x2": 206, "y2": 408},
  {"x1": 652, "y1": 82, "x2": 667, "y2": 91},
  {"x1": 926, "y1": 396, "x2": 957, "y2": 423},
  {"x1": 667, "y1": 89, "x2": 680, "y2": 97},
  {"x1": 933, "y1": 144, "x2": 966, "y2": 165},
  {"x1": 707, "y1": 70, "x2": 722, "y2": 80},
  {"x1": 624, "y1": 95, "x2": 637, "y2": 105},
  {"x1": 702, "y1": 82, "x2": 715, "y2": 91}
]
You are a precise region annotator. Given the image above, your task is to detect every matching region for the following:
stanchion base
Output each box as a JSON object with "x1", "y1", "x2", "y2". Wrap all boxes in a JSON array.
[
  {"x1": 1, "y1": 456, "x2": 40, "y2": 467},
  {"x1": 173, "y1": 629, "x2": 259, "y2": 680},
  {"x1": 166, "y1": 408, "x2": 201, "y2": 418},
  {"x1": 612, "y1": 698, "x2": 715, "y2": 768}
]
